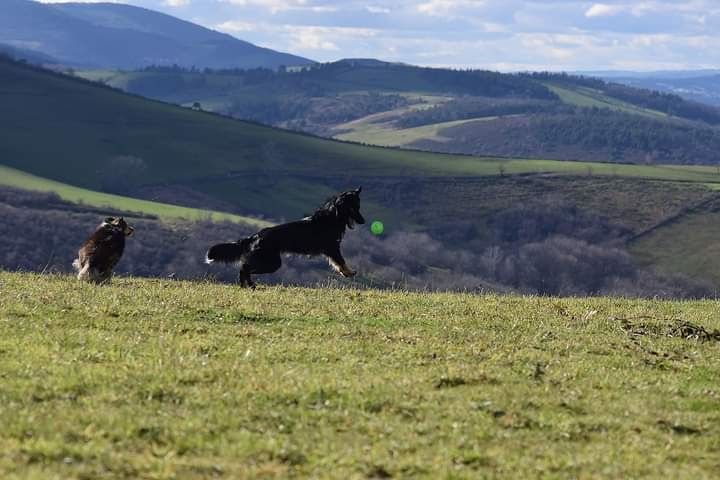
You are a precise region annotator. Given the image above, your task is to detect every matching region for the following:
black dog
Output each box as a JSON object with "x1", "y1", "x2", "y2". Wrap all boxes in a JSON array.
[{"x1": 206, "y1": 188, "x2": 365, "y2": 287}]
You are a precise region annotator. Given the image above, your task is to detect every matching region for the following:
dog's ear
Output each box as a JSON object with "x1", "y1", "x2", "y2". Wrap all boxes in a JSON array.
[{"x1": 355, "y1": 187, "x2": 362, "y2": 194}]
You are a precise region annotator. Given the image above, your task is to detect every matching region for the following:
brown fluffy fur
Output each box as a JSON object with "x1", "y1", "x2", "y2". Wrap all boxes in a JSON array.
[{"x1": 72, "y1": 217, "x2": 134, "y2": 283}]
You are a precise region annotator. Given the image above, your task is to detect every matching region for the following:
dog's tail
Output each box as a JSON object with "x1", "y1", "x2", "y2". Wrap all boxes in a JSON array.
[{"x1": 206, "y1": 237, "x2": 253, "y2": 264}]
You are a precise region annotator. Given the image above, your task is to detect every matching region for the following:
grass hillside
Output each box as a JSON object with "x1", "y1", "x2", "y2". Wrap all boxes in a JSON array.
[
  {"x1": 5, "y1": 58, "x2": 720, "y2": 190},
  {"x1": 630, "y1": 198, "x2": 720, "y2": 287},
  {"x1": 536, "y1": 73, "x2": 720, "y2": 125},
  {"x1": 334, "y1": 116, "x2": 496, "y2": 146},
  {"x1": 1, "y1": 272, "x2": 719, "y2": 478},
  {"x1": 0, "y1": 165, "x2": 269, "y2": 226},
  {"x1": 544, "y1": 83, "x2": 667, "y2": 118},
  {"x1": 0, "y1": 57, "x2": 584, "y2": 186},
  {"x1": 335, "y1": 81, "x2": 720, "y2": 165},
  {"x1": 76, "y1": 61, "x2": 720, "y2": 166}
]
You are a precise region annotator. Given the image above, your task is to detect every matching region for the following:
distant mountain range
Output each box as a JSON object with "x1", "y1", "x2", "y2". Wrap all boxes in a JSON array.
[
  {"x1": 0, "y1": 0, "x2": 314, "y2": 69},
  {"x1": 579, "y1": 70, "x2": 720, "y2": 107}
]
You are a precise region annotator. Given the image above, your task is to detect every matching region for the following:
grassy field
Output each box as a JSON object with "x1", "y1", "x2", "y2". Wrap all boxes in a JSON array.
[
  {"x1": 545, "y1": 84, "x2": 668, "y2": 119},
  {"x1": 0, "y1": 165, "x2": 269, "y2": 227},
  {"x1": 334, "y1": 116, "x2": 497, "y2": 146},
  {"x1": 631, "y1": 206, "x2": 720, "y2": 287},
  {"x1": 1, "y1": 272, "x2": 720, "y2": 478}
]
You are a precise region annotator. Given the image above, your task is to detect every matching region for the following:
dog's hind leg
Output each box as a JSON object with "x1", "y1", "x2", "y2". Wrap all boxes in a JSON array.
[
  {"x1": 240, "y1": 251, "x2": 282, "y2": 288},
  {"x1": 325, "y1": 247, "x2": 356, "y2": 278},
  {"x1": 86, "y1": 267, "x2": 103, "y2": 284},
  {"x1": 238, "y1": 268, "x2": 253, "y2": 288},
  {"x1": 76, "y1": 262, "x2": 91, "y2": 281},
  {"x1": 97, "y1": 270, "x2": 113, "y2": 284}
]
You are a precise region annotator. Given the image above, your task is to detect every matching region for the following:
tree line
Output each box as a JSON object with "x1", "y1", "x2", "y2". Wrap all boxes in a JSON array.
[{"x1": 403, "y1": 103, "x2": 720, "y2": 165}]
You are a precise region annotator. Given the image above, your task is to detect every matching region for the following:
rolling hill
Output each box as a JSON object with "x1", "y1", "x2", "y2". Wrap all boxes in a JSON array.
[
  {"x1": 335, "y1": 73, "x2": 720, "y2": 164},
  {"x1": 8, "y1": 57, "x2": 720, "y2": 190},
  {"x1": 0, "y1": 0, "x2": 312, "y2": 69},
  {"x1": 80, "y1": 61, "x2": 720, "y2": 165},
  {"x1": 4, "y1": 56, "x2": 720, "y2": 294}
]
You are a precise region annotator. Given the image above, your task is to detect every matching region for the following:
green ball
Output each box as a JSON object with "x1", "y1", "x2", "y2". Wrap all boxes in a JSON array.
[{"x1": 370, "y1": 221, "x2": 384, "y2": 235}]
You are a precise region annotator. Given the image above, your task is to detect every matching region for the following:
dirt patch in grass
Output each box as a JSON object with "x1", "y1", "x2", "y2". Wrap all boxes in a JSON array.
[
  {"x1": 617, "y1": 317, "x2": 720, "y2": 343},
  {"x1": 667, "y1": 321, "x2": 720, "y2": 342},
  {"x1": 434, "y1": 374, "x2": 499, "y2": 389},
  {"x1": 657, "y1": 420, "x2": 703, "y2": 436}
]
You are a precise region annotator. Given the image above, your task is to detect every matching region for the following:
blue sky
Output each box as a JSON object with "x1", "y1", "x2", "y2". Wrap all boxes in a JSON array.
[{"x1": 41, "y1": 0, "x2": 719, "y2": 71}]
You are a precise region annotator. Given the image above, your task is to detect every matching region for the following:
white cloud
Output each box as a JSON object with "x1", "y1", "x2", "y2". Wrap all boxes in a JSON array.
[
  {"x1": 585, "y1": 4, "x2": 625, "y2": 18},
  {"x1": 585, "y1": 1, "x2": 715, "y2": 19},
  {"x1": 163, "y1": 0, "x2": 190, "y2": 6},
  {"x1": 290, "y1": 26, "x2": 340, "y2": 50},
  {"x1": 215, "y1": 20, "x2": 378, "y2": 52},
  {"x1": 416, "y1": 0, "x2": 482, "y2": 17},
  {"x1": 366, "y1": 6, "x2": 391, "y2": 14},
  {"x1": 220, "y1": 0, "x2": 311, "y2": 14},
  {"x1": 216, "y1": 20, "x2": 257, "y2": 32}
]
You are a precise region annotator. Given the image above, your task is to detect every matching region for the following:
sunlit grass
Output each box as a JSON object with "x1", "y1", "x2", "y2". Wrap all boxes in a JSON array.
[
  {"x1": 0, "y1": 165, "x2": 270, "y2": 227},
  {"x1": 631, "y1": 209, "x2": 720, "y2": 287},
  {"x1": 335, "y1": 116, "x2": 497, "y2": 147},
  {"x1": 546, "y1": 83, "x2": 667, "y2": 118},
  {"x1": 1, "y1": 272, "x2": 719, "y2": 478}
]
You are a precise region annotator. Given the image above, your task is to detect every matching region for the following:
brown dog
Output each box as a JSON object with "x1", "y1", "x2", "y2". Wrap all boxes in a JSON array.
[{"x1": 72, "y1": 217, "x2": 134, "y2": 283}]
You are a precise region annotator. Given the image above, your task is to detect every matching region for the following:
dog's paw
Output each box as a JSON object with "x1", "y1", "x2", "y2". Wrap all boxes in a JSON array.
[{"x1": 341, "y1": 269, "x2": 357, "y2": 278}]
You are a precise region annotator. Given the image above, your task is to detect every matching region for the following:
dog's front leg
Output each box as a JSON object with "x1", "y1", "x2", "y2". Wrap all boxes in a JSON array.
[
  {"x1": 238, "y1": 268, "x2": 257, "y2": 289},
  {"x1": 326, "y1": 249, "x2": 356, "y2": 278},
  {"x1": 238, "y1": 269, "x2": 250, "y2": 288}
]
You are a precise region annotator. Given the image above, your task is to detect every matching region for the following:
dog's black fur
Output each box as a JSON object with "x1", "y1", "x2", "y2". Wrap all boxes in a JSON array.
[
  {"x1": 206, "y1": 188, "x2": 365, "y2": 287},
  {"x1": 72, "y1": 217, "x2": 134, "y2": 283}
]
